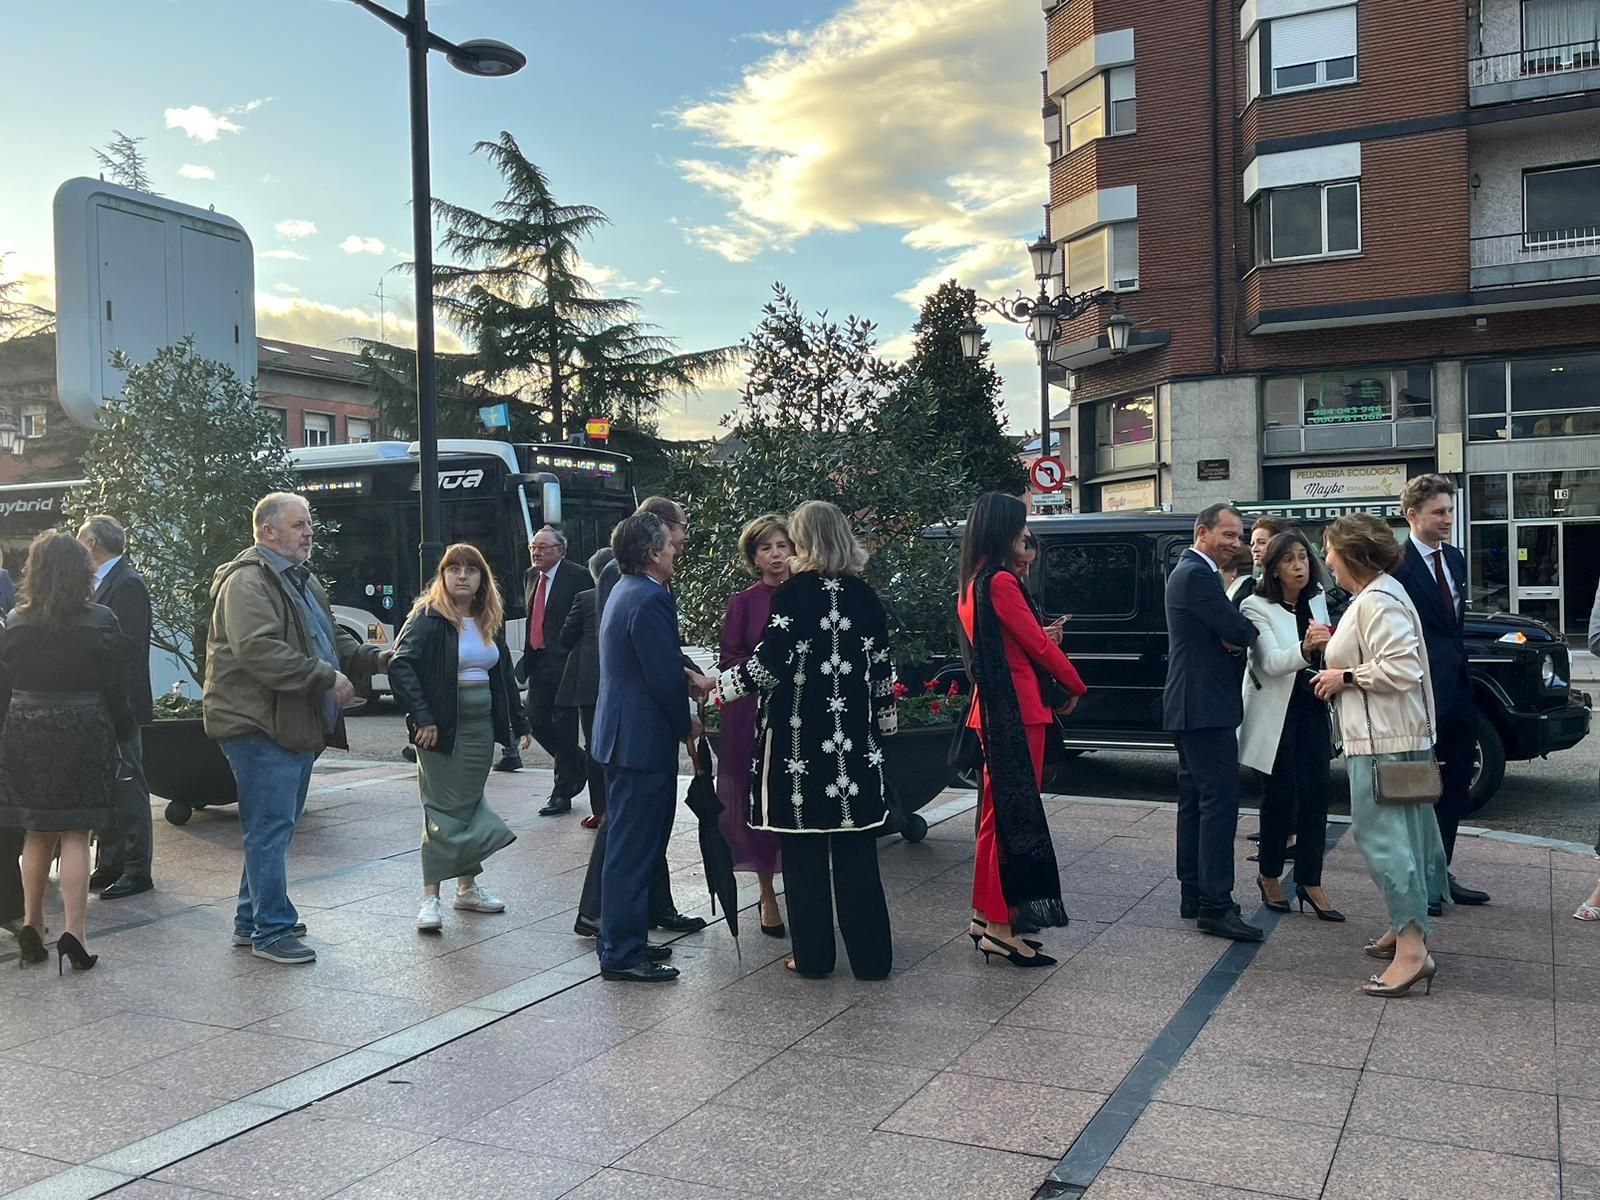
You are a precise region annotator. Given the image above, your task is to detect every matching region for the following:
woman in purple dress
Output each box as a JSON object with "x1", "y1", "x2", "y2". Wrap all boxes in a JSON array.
[{"x1": 717, "y1": 514, "x2": 792, "y2": 937}]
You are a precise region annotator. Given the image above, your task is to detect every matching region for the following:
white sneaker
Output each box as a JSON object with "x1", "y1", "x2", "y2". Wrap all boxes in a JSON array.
[
  {"x1": 416, "y1": 896, "x2": 443, "y2": 931},
  {"x1": 454, "y1": 885, "x2": 506, "y2": 913}
]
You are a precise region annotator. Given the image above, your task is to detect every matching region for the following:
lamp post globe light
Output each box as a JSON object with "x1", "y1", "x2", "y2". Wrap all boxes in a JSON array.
[{"x1": 346, "y1": 0, "x2": 524, "y2": 582}]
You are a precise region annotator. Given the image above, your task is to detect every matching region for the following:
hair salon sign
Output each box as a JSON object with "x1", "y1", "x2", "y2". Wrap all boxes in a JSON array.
[{"x1": 1289, "y1": 463, "x2": 1407, "y2": 502}]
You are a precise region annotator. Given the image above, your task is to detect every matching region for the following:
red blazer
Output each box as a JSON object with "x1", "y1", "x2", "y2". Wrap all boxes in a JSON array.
[{"x1": 958, "y1": 570, "x2": 1086, "y2": 729}]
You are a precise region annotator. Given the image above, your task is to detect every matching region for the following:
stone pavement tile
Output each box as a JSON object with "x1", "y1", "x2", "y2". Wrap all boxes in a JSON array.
[
  {"x1": 1556, "y1": 967, "x2": 1600, "y2": 1050},
  {"x1": 793, "y1": 1000, "x2": 990, "y2": 1071},
  {"x1": 4, "y1": 1012, "x2": 225, "y2": 1078},
  {"x1": 1555, "y1": 930, "x2": 1600, "y2": 972},
  {"x1": 1365, "y1": 1005, "x2": 1556, "y2": 1093},
  {"x1": 616, "y1": 1101, "x2": 1048, "y2": 1200},
  {"x1": 1107, "y1": 1102, "x2": 1338, "y2": 1200},
  {"x1": 558, "y1": 1031, "x2": 779, "y2": 1103},
  {"x1": 0, "y1": 993, "x2": 125, "y2": 1053},
  {"x1": 426, "y1": 927, "x2": 594, "y2": 974},
  {"x1": 330, "y1": 954, "x2": 535, "y2": 1008},
  {"x1": 0, "y1": 1147, "x2": 69, "y2": 1191},
  {"x1": 325, "y1": 1136, "x2": 596, "y2": 1200},
  {"x1": 1566, "y1": 1164, "x2": 1600, "y2": 1200},
  {"x1": 96, "y1": 1182, "x2": 230, "y2": 1200},
  {"x1": 243, "y1": 988, "x2": 446, "y2": 1048},
  {"x1": 0, "y1": 1061, "x2": 216, "y2": 1163},
  {"x1": 1084, "y1": 1168, "x2": 1301, "y2": 1199},
  {"x1": 848, "y1": 965, "x2": 1050, "y2": 1026},
  {"x1": 649, "y1": 988, "x2": 855, "y2": 1049},
  {"x1": 1153, "y1": 1051, "x2": 1359, "y2": 1128},
  {"x1": 1562, "y1": 1097, "x2": 1600, "y2": 1166},
  {"x1": 950, "y1": 1025, "x2": 1146, "y2": 1093},
  {"x1": 514, "y1": 974, "x2": 706, "y2": 1030},
  {"x1": 1057, "y1": 851, "x2": 1170, "y2": 898},
  {"x1": 1428, "y1": 951, "x2": 1554, "y2": 1002},
  {"x1": 712, "y1": 1047, "x2": 933, "y2": 1128},
  {"x1": 1321, "y1": 1132, "x2": 1560, "y2": 1200},
  {"x1": 452, "y1": 1075, "x2": 702, "y2": 1167},
  {"x1": 153, "y1": 1113, "x2": 431, "y2": 1200},
  {"x1": 910, "y1": 920, "x2": 1101, "y2": 980},
  {"x1": 560, "y1": 1169, "x2": 757, "y2": 1200},
  {"x1": 1347, "y1": 1073, "x2": 1559, "y2": 1159},
  {"x1": 878, "y1": 1070, "x2": 1105, "y2": 1158},
  {"x1": 419, "y1": 1013, "x2": 640, "y2": 1079},
  {"x1": 1005, "y1": 978, "x2": 1189, "y2": 1043},
  {"x1": 88, "y1": 964, "x2": 334, "y2": 1029},
  {"x1": 1059, "y1": 890, "x2": 1144, "y2": 923},
  {"x1": 129, "y1": 1029, "x2": 346, "y2": 1101}
]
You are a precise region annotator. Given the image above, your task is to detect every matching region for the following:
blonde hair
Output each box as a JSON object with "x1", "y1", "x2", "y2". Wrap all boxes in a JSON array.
[
  {"x1": 411, "y1": 542, "x2": 504, "y2": 639},
  {"x1": 789, "y1": 501, "x2": 868, "y2": 577},
  {"x1": 738, "y1": 513, "x2": 792, "y2": 577}
]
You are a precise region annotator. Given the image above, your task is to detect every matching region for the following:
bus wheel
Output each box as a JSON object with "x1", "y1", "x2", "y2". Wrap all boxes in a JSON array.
[{"x1": 164, "y1": 802, "x2": 193, "y2": 826}]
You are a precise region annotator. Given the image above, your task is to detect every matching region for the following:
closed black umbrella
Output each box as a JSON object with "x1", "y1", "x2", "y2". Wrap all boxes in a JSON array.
[{"x1": 684, "y1": 732, "x2": 740, "y2": 948}]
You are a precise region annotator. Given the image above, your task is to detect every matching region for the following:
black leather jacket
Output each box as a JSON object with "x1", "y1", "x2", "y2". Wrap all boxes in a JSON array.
[{"x1": 387, "y1": 606, "x2": 528, "y2": 755}]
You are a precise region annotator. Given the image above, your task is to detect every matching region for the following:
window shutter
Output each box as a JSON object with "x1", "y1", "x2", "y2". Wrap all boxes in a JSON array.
[
  {"x1": 1063, "y1": 76, "x2": 1102, "y2": 122},
  {"x1": 1108, "y1": 66, "x2": 1135, "y2": 102},
  {"x1": 1111, "y1": 223, "x2": 1140, "y2": 290},
  {"x1": 1067, "y1": 228, "x2": 1108, "y2": 294},
  {"x1": 1247, "y1": 29, "x2": 1262, "y2": 99},
  {"x1": 1270, "y1": 6, "x2": 1356, "y2": 69}
]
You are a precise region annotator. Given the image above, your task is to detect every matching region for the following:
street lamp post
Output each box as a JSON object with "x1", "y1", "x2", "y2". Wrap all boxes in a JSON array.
[{"x1": 346, "y1": 0, "x2": 524, "y2": 582}]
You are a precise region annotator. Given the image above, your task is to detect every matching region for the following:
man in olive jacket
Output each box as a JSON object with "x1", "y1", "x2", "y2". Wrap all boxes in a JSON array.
[{"x1": 204, "y1": 492, "x2": 383, "y2": 964}]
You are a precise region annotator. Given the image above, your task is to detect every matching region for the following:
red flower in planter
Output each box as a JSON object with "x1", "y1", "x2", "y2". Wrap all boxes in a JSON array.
[
  {"x1": 947, "y1": 681, "x2": 959, "y2": 697},
  {"x1": 892, "y1": 681, "x2": 909, "y2": 698},
  {"x1": 929, "y1": 700, "x2": 942, "y2": 715},
  {"x1": 924, "y1": 680, "x2": 937, "y2": 691}
]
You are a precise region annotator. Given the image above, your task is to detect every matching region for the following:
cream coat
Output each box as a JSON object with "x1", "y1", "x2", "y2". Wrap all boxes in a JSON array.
[
  {"x1": 1237, "y1": 590, "x2": 1331, "y2": 773},
  {"x1": 1323, "y1": 575, "x2": 1436, "y2": 757}
]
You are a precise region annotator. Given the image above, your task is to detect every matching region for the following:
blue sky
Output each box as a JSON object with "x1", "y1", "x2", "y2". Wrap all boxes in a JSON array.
[{"x1": 0, "y1": 0, "x2": 1048, "y2": 437}]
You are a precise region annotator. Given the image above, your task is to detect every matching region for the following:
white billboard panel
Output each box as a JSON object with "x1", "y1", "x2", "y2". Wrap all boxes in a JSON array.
[{"x1": 53, "y1": 178, "x2": 255, "y2": 428}]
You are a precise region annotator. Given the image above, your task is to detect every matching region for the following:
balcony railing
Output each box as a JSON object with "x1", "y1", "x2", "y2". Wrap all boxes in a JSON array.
[
  {"x1": 1469, "y1": 38, "x2": 1600, "y2": 102},
  {"x1": 1470, "y1": 228, "x2": 1600, "y2": 288}
]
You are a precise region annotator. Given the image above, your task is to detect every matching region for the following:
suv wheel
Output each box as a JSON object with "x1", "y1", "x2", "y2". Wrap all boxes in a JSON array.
[{"x1": 1466, "y1": 711, "x2": 1506, "y2": 815}]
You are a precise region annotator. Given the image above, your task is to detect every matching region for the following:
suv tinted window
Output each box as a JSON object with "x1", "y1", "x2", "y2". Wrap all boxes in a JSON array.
[{"x1": 1038, "y1": 540, "x2": 1139, "y2": 618}]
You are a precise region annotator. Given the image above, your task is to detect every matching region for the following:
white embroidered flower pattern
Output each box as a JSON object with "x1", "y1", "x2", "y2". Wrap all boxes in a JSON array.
[{"x1": 769, "y1": 613, "x2": 792, "y2": 630}]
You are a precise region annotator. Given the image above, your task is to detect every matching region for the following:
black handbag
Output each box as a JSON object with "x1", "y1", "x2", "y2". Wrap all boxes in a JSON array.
[{"x1": 947, "y1": 721, "x2": 982, "y2": 773}]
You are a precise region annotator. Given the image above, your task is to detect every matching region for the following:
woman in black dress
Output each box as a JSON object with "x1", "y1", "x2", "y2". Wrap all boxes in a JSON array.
[{"x1": 0, "y1": 533, "x2": 136, "y2": 972}]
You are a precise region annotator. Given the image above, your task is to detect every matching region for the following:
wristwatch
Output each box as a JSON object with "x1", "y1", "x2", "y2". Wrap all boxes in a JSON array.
[{"x1": 1342, "y1": 670, "x2": 1355, "y2": 686}]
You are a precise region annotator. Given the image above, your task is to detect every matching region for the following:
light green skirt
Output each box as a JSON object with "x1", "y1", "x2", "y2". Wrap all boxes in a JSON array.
[
  {"x1": 1348, "y1": 750, "x2": 1451, "y2": 938},
  {"x1": 418, "y1": 684, "x2": 515, "y2": 885}
]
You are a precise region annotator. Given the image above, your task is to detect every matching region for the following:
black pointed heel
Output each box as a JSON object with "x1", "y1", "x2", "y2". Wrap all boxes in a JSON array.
[
  {"x1": 56, "y1": 932, "x2": 97, "y2": 974},
  {"x1": 1295, "y1": 886, "x2": 1345, "y2": 922},
  {"x1": 1256, "y1": 878, "x2": 1290, "y2": 913},
  {"x1": 760, "y1": 921, "x2": 786, "y2": 939},
  {"x1": 16, "y1": 925, "x2": 48, "y2": 967},
  {"x1": 968, "y1": 921, "x2": 1042, "y2": 951},
  {"x1": 977, "y1": 935, "x2": 1056, "y2": 969}
]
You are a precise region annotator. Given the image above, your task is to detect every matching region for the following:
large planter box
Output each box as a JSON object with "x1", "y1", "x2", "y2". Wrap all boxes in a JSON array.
[{"x1": 141, "y1": 718, "x2": 237, "y2": 825}]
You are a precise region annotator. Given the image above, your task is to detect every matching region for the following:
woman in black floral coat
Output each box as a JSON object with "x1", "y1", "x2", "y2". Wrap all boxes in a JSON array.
[{"x1": 712, "y1": 501, "x2": 897, "y2": 980}]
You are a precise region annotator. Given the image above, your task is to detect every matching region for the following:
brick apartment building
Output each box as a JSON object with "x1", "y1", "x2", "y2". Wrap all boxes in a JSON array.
[{"x1": 1041, "y1": 0, "x2": 1600, "y2": 636}]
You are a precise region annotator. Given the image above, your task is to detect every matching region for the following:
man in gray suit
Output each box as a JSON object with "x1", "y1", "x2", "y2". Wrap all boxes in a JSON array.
[{"x1": 1165, "y1": 503, "x2": 1262, "y2": 941}]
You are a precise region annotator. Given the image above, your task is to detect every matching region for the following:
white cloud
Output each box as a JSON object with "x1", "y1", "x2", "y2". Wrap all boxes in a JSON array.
[
  {"x1": 165, "y1": 105, "x2": 243, "y2": 142},
  {"x1": 177, "y1": 163, "x2": 215, "y2": 180},
  {"x1": 228, "y1": 97, "x2": 272, "y2": 114},
  {"x1": 254, "y1": 290, "x2": 465, "y2": 353},
  {"x1": 274, "y1": 283, "x2": 301, "y2": 294},
  {"x1": 275, "y1": 218, "x2": 317, "y2": 240},
  {"x1": 259, "y1": 249, "x2": 308, "y2": 261},
  {"x1": 339, "y1": 235, "x2": 387, "y2": 255}
]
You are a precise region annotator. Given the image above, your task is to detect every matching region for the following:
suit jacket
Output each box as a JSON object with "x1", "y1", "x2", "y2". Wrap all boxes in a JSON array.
[
  {"x1": 555, "y1": 587, "x2": 599, "y2": 708},
  {"x1": 519, "y1": 557, "x2": 584, "y2": 667},
  {"x1": 592, "y1": 573, "x2": 691, "y2": 771},
  {"x1": 94, "y1": 556, "x2": 154, "y2": 725},
  {"x1": 1163, "y1": 549, "x2": 1260, "y2": 732},
  {"x1": 1237, "y1": 589, "x2": 1331, "y2": 773},
  {"x1": 1392, "y1": 539, "x2": 1471, "y2": 721}
]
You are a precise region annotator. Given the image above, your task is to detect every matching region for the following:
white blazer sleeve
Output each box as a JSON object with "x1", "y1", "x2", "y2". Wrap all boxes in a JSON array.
[{"x1": 1242, "y1": 596, "x2": 1310, "y2": 678}]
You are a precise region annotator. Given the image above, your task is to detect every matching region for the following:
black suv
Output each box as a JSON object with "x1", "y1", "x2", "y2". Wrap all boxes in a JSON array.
[{"x1": 1015, "y1": 511, "x2": 1591, "y2": 810}]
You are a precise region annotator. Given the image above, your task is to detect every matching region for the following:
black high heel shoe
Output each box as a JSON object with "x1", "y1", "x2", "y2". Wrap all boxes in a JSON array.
[
  {"x1": 1295, "y1": 886, "x2": 1345, "y2": 923},
  {"x1": 760, "y1": 921, "x2": 786, "y2": 939},
  {"x1": 1256, "y1": 878, "x2": 1291, "y2": 913},
  {"x1": 56, "y1": 932, "x2": 97, "y2": 974},
  {"x1": 16, "y1": 925, "x2": 48, "y2": 967},
  {"x1": 977, "y1": 934, "x2": 1056, "y2": 969},
  {"x1": 968, "y1": 921, "x2": 1042, "y2": 951}
]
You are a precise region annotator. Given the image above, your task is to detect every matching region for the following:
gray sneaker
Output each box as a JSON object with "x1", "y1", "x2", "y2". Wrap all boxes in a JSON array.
[
  {"x1": 252, "y1": 935, "x2": 317, "y2": 964},
  {"x1": 232, "y1": 923, "x2": 307, "y2": 948}
]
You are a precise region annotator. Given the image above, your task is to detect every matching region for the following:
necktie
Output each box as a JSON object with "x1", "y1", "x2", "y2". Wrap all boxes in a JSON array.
[
  {"x1": 1432, "y1": 550, "x2": 1456, "y2": 624},
  {"x1": 529, "y1": 572, "x2": 548, "y2": 650}
]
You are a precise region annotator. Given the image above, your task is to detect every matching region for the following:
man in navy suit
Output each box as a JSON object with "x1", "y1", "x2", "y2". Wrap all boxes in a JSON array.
[
  {"x1": 1393, "y1": 474, "x2": 1490, "y2": 909},
  {"x1": 592, "y1": 512, "x2": 699, "y2": 982},
  {"x1": 1165, "y1": 503, "x2": 1263, "y2": 941}
]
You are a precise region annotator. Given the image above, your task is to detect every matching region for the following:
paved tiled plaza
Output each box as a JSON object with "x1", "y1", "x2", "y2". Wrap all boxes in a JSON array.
[{"x1": 1, "y1": 757, "x2": 1596, "y2": 1200}]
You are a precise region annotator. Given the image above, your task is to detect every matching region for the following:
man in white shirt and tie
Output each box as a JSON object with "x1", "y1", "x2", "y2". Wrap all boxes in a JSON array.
[
  {"x1": 516, "y1": 527, "x2": 588, "y2": 815},
  {"x1": 1394, "y1": 474, "x2": 1490, "y2": 911}
]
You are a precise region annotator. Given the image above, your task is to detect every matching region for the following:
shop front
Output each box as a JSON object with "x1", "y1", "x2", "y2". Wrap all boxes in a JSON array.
[{"x1": 1466, "y1": 467, "x2": 1600, "y2": 638}]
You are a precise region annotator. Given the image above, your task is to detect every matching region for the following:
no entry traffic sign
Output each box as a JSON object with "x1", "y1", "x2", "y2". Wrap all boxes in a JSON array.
[{"x1": 1030, "y1": 455, "x2": 1066, "y2": 493}]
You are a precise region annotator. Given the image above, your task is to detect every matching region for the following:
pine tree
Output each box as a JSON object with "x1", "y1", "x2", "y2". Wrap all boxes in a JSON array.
[{"x1": 93, "y1": 130, "x2": 158, "y2": 194}]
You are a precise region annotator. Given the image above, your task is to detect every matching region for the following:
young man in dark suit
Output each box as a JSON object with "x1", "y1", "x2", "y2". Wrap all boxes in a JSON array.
[
  {"x1": 1393, "y1": 474, "x2": 1490, "y2": 911},
  {"x1": 1165, "y1": 503, "x2": 1263, "y2": 941},
  {"x1": 513, "y1": 526, "x2": 588, "y2": 815},
  {"x1": 79, "y1": 516, "x2": 156, "y2": 899},
  {"x1": 591, "y1": 512, "x2": 700, "y2": 982}
]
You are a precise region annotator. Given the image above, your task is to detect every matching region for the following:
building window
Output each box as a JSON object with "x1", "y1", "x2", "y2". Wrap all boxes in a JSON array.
[
  {"x1": 1062, "y1": 67, "x2": 1136, "y2": 153},
  {"x1": 1094, "y1": 394, "x2": 1155, "y2": 448},
  {"x1": 303, "y1": 412, "x2": 332, "y2": 448},
  {"x1": 1260, "y1": 181, "x2": 1360, "y2": 262},
  {"x1": 347, "y1": 418, "x2": 372, "y2": 445},
  {"x1": 1256, "y1": 6, "x2": 1358, "y2": 96},
  {"x1": 1066, "y1": 223, "x2": 1139, "y2": 294},
  {"x1": 19, "y1": 404, "x2": 46, "y2": 439},
  {"x1": 1523, "y1": 162, "x2": 1600, "y2": 245},
  {"x1": 1468, "y1": 353, "x2": 1600, "y2": 441},
  {"x1": 1262, "y1": 366, "x2": 1432, "y2": 427},
  {"x1": 1523, "y1": 0, "x2": 1600, "y2": 60},
  {"x1": 1108, "y1": 67, "x2": 1136, "y2": 135},
  {"x1": 263, "y1": 407, "x2": 289, "y2": 442}
]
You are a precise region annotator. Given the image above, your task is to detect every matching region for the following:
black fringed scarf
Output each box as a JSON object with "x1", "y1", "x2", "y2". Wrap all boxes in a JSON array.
[{"x1": 970, "y1": 566, "x2": 1070, "y2": 929}]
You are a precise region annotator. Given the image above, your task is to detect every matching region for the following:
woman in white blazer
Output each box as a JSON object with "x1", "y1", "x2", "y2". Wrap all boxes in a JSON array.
[{"x1": 1239, "y1": 529, "x2": 1342, "y2": 922}]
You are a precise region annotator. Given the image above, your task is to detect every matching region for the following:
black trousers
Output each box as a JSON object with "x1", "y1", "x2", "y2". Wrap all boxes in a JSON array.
[
  {"x1": 1432, "y1": 704, "x2": 1475, "y2": 863},
  {"x1": 780, "y1": 830, "x2": 892, "y2": 981},
  {"x1": 98, "y1": 733, "x2": 153, "y2": 881},
  {"x1": 0, "y1": 825, "x2": 23, "y2": 924},
  {"x1": 573, "y1": 704, "x2": 606, "y2": 818},
  {"x1": 1256, "y1": 689, "x2": 1330, "y2": 887},
  {"x1": 523, "y1": 650, "x2": 585, "y2": 800},
  {"x1": 578, "y1": 784, "x2": 676, "y2": 923},
  {"x1": 1175, "y1": 728, "x2": 1242, "y2": 918}
]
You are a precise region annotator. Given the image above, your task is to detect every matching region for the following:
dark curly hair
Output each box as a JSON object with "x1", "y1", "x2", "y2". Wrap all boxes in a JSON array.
[{"x1": 16, "y1": 532, "x2": 93, "y2": 631}]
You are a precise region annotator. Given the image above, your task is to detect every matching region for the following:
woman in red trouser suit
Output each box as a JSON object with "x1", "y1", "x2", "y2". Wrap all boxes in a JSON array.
[{"x1": 957, "y1": 494, "x2": 1086, "y2": 966}]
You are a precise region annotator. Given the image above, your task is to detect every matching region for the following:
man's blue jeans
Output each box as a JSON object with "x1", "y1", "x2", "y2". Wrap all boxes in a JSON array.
[{"x1": 219, "y1": 732, "x2": 316, "y2": 949}]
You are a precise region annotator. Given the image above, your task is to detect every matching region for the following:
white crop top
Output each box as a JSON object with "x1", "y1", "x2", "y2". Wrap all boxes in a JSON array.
[{"x1": 457, "y1": 619, "x2": 499, "y2": 682}]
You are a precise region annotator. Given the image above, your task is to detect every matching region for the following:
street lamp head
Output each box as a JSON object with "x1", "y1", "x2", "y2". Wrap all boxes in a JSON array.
[
  {"x1": 447, "y1": 38, "x2": 526, "y2": 77},
  {"x1": 1028, "y1": 299, "x2": 1058, "y2": 352},
  {"x1": 958, "y1": 318, "x2": 984, "y2": 362},
  {"x1": 1107, "y1": 310, "x2": 1134, "y2": 356},
  {"x1": 1027, "y1": 234, "x2": 1056, "y2": 283}
]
